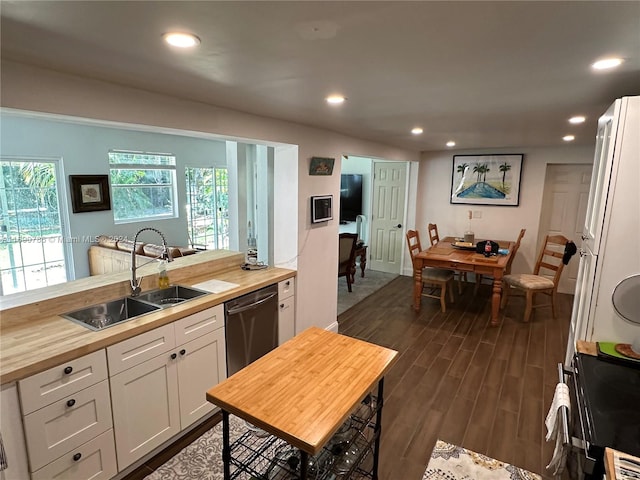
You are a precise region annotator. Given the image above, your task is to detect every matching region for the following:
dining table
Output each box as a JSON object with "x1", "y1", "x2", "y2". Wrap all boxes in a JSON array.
[{"x1": 413, "y1": 236, "x2": 515, "y2": 326}]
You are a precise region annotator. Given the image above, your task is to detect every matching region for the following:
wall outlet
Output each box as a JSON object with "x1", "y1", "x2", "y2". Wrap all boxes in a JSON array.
[{"x1": 473, "y1": 211, "x2": 482, "y2": 219}]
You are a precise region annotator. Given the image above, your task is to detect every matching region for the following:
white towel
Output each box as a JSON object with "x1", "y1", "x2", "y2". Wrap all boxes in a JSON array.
[
  {"x1": 192, "y1": 279, "x2": 239, "y2": 294},
  {"x1": 545, "y1": 383, "x2": 571, "y2": 475}
]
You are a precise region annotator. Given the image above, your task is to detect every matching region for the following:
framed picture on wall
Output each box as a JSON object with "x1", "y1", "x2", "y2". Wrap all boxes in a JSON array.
[
  {"x1": 69, "y1": 175, "x2": 111, "y2": 213},
  {"x1": 309, "y1": 157, "x2": 335, "y2": 176},
  {"x1": 450, "y1": 154, "x2": 523, "y2": 206}
]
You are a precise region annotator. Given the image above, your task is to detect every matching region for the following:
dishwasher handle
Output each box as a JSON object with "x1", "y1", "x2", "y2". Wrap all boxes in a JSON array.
[{"x1": 226, "y1": 292, "x2": 278, "y2": 315}]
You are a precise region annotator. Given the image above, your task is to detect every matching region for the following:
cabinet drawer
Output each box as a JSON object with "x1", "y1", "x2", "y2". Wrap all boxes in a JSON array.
[
  {"x1": 23, "y1": 380, "x2": 113, "y2": 471},
  {"x1": 174, "y1": 304, "x2": 224, "y2": 345},
  {"x1": 278, "y1": 278, "x2": 295, "y2": 300},
  {"x1": 30, "y1": 429, "x2": 117, "y2": 480},
  {"x1": 107, "y1": 323, "x2": 175, "y2": 375},
  {"x1": 18, "y1": 350, "x2": 107, "y2": 415},
  {"x1": 278, "y1": 296, "x2": 295, "y2": 345}
]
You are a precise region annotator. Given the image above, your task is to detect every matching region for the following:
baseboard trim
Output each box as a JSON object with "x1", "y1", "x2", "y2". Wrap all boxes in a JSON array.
[{"x1": 326, "y1": 321, "x2": 339, "y2": 333}]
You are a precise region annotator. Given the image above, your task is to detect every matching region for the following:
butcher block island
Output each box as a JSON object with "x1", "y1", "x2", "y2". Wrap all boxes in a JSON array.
[{"x1": 206, "y1": 326, "x2": 398, "y2": 480}]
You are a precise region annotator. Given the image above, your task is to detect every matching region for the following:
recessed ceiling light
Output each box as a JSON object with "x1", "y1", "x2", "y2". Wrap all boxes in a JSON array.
[
  {"x1": 563, "y1": 135, "x2": 575, "y2": 142},
  {"x1": 591, "y1": 57, "x2": 624, "y2": 70},
  {"x1": 411, "y1": 127, "x2": 423, "y2": 135},
  {"x1": 163, "y1": 32, "x2": 201, "y2": 48},
  {"x1": 446, "y1": 141, "x2": 456, "y2": 147},
  {"x1": 326, "y1": 95, "x2": 346, "y2": 105},
  {"x1": 569, "y1": 116, "x2": 586, "y2": 124}
]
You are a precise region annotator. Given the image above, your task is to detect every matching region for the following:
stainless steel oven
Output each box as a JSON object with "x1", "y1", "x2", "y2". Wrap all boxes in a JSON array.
[{"x1": 562, "y1": 353, "x2": 640, "y2": 480}]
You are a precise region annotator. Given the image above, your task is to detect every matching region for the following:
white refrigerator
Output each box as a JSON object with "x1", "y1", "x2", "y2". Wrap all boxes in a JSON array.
[{"x1": 566, "y1": 95, "x2": 640, "y2": 364}]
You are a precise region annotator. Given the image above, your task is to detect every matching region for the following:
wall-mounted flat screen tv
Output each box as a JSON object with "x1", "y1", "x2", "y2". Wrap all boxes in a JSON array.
[
  {"x1": 311, "y1": 195, "x2": 333, "y2": 223},
  {"x1": 340, "y1": 174, "x2": 363, "y2": 223}
]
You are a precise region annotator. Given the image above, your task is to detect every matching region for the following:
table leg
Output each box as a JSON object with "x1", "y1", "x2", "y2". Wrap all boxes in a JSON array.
[
  {"x1": 222, "y1": 410, "x2": 231, "y2": 480},
  {"x1": 359, "y1": 249, "x2": 367, "y2": 277},
  {"x1": 491, "y1": 276, "x2": 502, "y2": 326},
  {"x1": 413, "y1": 263, "x2": 422, "y2": 312}
]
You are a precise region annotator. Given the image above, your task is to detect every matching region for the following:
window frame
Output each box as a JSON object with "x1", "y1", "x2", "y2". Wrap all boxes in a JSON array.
[
  {"x1": 185, "y1": 165, "x2": 230, "y2": 250},
  {"x1": 108, "y1": 150, "x2": 178, "y2": 224}
]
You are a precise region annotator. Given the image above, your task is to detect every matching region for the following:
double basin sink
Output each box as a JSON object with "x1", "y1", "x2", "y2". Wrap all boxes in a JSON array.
[{"x1": 63, "y1": 285, "x2": 210, "y2": 331}]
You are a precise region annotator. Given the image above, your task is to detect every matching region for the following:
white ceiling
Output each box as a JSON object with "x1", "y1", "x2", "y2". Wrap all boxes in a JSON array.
[{"x1": 1, "y1": 1, "x2": 639, "y2": 152}]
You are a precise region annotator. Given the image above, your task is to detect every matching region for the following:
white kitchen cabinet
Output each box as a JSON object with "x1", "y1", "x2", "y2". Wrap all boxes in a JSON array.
[
  {"x1": 18, "y1": 349, "x2": 108, "y2": 415},
  {"x1": 108, "y1": 305, "x2": 226, "y2": 470},
  {"x1": 23, "y1": 380, "x2": 113, "y2": 471},
  {"x1": 0, "y1": 383, "x2": 30, "y2": 480},
  {"x1": 278, "y1": 278, "x2": 295, "y2": 344},
  {"x1": 30, "y1": 430, "x2": 116, "y2": 480},
  {"x1": 581, "y1": 100, "x2": 622, "y2": 256},
  {"x1": 106, "y1": 323, "x2": 175, "y2": 376},
  {"x1": 176, "y1": 328, "x2": 226, "y2": 428},
  {"x1": 567, "y1": 95, "x2": 640, "y2": 360},
  {"x1": 109, "y1": 347, "x2": 181, "y2": 470},
  {"x1": 16, "y1": 350, "x2": 116, "y2": 480}
]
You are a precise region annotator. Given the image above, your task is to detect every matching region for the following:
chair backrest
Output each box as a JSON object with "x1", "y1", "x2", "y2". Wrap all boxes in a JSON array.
[
  {"x1": 338, "y1": 233, "x2": 358, "y2": 274},
  {"x1": 427, "y1": 223, "x2": 440, "y2": 246},
  {"x1": 505, "y1": 228, "x2": 526, "y2": 275},
  {"x1": 406, "y1": 230, "x2": 422, "y2": 269},
  {"x1": 533, "y1": 234, "x2": 570, "y2": 287}
]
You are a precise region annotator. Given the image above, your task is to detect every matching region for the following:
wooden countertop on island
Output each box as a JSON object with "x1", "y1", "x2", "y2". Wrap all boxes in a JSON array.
[
  {"x1": 0, "y1": 250, "x2": 295, "y2": 385},
  {"x1": 206, "y1": 326, "x2": 398, "y2": 456}
]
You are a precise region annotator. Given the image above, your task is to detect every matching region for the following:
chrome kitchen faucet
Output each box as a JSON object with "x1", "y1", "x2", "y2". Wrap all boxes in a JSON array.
[{"x1": 130, "y1": 227, "x2": 173, "y2": 296}]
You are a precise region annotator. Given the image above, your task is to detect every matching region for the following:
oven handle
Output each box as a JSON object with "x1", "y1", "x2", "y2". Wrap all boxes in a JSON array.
[
  {"x1": 563, "y1": 361, "x2": 598, "y2": 475},
  {"x1": 557, "y1": 363, "x2": 571, "y2": 447}
]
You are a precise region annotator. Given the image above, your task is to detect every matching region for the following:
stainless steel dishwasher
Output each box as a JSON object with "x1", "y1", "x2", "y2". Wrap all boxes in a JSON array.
[{"x1": 224, "y1": 284, "x2": 279, "y2": 376}]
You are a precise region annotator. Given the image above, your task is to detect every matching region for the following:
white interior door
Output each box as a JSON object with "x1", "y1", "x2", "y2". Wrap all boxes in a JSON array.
[
  {"x1": 369, "y1": 162, "x2": 407, "y2": 274},
  {"x1": 538, "y1": 164, "x2": 592, "y2": 294}
]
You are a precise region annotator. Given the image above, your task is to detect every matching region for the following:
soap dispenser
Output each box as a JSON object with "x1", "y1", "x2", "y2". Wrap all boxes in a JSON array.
[{"x1": 158, "y1": 260, "x2": 170, "y2": 288}]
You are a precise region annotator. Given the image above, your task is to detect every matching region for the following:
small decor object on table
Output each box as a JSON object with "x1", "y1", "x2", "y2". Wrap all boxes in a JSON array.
[
  {"x1": 69, "y1": 175, "x2": 111, "y2": 213},
  {"x1": 451, "y1": 154, "x2": 523, "y2": 206}
]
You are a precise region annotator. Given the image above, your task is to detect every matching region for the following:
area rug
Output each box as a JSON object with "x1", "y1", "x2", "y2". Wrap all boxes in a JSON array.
[
  {"x1": 337, "y1": 269, "x2": 398, "y2": 315},
  {"x1": 423, "y1": 440, "x2": 541, "y2": 480},
  {"x1": 144, "y1": 416, "x2": 247, "y2": 480}
]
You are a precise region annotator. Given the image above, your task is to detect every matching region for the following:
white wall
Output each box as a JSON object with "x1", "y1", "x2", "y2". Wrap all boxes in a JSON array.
[
  {"x1": 417, "y1": 145, "x2": 594, "y2": 275},
  {"x1": 1, "y1": 60, "x2": 419, "y2": 332}
]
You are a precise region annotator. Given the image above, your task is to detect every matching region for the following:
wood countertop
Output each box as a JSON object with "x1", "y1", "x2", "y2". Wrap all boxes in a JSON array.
[
  {"x1": 0, "y1": 250, "x2": 295, "y2": 385},
  {"x1": 206, "y1": 326, "x2": 398, "y2": 455},
  {"x1": 577, "y1": 340, "x2": 597, "y2": 356}
]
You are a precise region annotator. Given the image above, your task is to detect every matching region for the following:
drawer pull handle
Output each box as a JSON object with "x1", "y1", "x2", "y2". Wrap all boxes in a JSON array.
[
  {"x1": 73, "y1": 453, "x2": 82, "y2": 462},
  {"x1": 170, "y1": 353, "x2": 177, "y2": 360},
  {"x1": 64, "y1": 366, "x2": 73, "y2": 375},
  {"x1": 285, "y1": 281, "x2": 290, "y2": 286},
  {"x1": 179, "y1": 349, "x2": 186, "y2": 356},
  {"x1": 280, "y1": 303, "x2": 285, "y2": 308},
  {"x1": 66, "y1": 399, "x2": 76, "y2": 407}
]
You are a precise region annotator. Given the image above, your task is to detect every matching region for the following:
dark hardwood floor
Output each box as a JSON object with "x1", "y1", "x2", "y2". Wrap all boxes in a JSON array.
[
  {"x1": 338, "y1": 275, "x2": 572, "y2": 480},
  {"x1": 124, "y1": 275, "x2": 572, "y2": 480}
]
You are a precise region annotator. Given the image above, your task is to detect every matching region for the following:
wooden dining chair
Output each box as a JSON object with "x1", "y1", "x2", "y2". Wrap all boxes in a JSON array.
[
  {"x1": 474, "y1": 228, "x2": 526, "y2": 295},
  {"x1": 338, "y1": 233, "x2": 358, "y2": 292},
  {"x1": 406, "y1": 229, "x2": 454, "y2": 312},
  {"x1": 501, "y1": 233, "x2": 569, "y2": 322},
  {"x1": 428, "y1": 223, "x2": 465, "y2": 294}
]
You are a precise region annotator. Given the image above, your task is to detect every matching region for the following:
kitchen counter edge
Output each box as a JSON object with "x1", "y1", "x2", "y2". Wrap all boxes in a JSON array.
[{"x1": 0, "y1": 264, "x2": 296, "y2": 385}]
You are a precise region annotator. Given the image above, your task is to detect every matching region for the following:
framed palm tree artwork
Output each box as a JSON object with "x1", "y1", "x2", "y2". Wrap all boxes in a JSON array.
[{"x1": 450, "y1": 154, "x2": 523, "y2": 206}]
